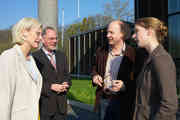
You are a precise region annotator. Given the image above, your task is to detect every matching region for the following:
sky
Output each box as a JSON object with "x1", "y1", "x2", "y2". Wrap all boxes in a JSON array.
[{"x1": 0, "y1": 0, "x2": 134, "y2": 30}]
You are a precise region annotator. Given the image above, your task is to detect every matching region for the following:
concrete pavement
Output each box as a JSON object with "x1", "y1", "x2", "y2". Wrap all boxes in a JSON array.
[
  {"x1": 67, "y1": 100, "x2": 99, "y2": 120},
  {"x1": 67, "y1": 100, "x2": 180, "y2": 120}
]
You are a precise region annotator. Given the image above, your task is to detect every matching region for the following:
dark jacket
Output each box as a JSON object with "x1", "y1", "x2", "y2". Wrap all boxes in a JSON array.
[
  {"x1": 32, "y1": 49, "x2": 71, "y2": 116},
  {"x1": 92, "y1": 44, "x2": 136, "y2": 120},
  {"x1": 134, "y1": 45, "x2": 178, "y2": 120}
]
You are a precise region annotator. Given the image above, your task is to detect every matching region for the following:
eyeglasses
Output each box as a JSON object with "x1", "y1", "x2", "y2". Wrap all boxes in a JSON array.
[{"x1": 47, "y1": 37, "x2": 58, "y2": 41}]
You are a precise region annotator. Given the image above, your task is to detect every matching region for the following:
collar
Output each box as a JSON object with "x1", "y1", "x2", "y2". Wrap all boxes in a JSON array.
[
  {"x1": 146, "y1": 44, "x2": 163, "y2": 64},
  {"x1": 42, "y1": 47, "x2": 56, "y2": 56},
  {"x1": 16, "y1": 44, "x2": 24, "y2": 58},
  {"x1": 109, "y1": 43, "x2": 126, "y2": 56},
  {"x1": 150, "y1": 44, "x2": 163, "y2": 57},
  {"x1": 15, "y1": 44, "x2": 32, "y2": 61}
]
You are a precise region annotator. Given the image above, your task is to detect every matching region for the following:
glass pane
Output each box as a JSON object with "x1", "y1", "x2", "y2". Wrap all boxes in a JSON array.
[
  {"x1": 168, "y1": 0, "x2": 180, "y2": 14},
  {"x1": 168, "y1": 15, "x2": 180, "y2": 58}
]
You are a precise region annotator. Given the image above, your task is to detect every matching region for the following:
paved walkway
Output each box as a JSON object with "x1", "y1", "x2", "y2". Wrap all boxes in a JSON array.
[
  {"x1": 67, "y1": 105, "x2": 99, "y2": 120},
  {"x1": 67, "y1": 100, "x2": 99, "y2": 120},
  {"x1": 67, "y1": 100, "x2": 180, "y2": 120},
  {"x1": 177, "y1": 108, "x2": 180, "y2": 120}
]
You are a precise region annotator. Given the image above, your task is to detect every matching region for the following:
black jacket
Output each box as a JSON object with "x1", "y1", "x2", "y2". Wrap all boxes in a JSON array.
[
  {"x1": 33, "y1": 49, "x2": 71, "y2": 116},
  {"x1": 92, "y1": 45, "x2": 136, "y2": 120}
]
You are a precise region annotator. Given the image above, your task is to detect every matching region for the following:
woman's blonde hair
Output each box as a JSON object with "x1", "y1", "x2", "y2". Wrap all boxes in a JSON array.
[
  {"x1": 135, "y1": 17, "x2": 168, "y2": 43},
  {"x1": 12, "y1": 17, "x2": 42, "y2": 44}
]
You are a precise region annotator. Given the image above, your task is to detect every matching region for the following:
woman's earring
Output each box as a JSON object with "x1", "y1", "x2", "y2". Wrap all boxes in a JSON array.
[
  {"x1": 22, "y1": 36, "x2": 26, "y2": 40},
  {"x1": 22, "y1": 33, "x2": 27, "y2": 40}
]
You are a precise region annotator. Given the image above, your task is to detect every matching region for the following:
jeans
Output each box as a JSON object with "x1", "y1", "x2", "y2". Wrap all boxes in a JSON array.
[{"x1": 98, "y1": 98, "x2": 109, "y2": 120}]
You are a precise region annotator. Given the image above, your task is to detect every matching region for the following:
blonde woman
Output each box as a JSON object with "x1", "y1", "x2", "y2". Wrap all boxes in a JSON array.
[
  {"x1": 0, "y1": 17, "x2": 43, "y2": 120},
  {"x1": 133, "y1": 17, "x2": 178, "y2": 120}
]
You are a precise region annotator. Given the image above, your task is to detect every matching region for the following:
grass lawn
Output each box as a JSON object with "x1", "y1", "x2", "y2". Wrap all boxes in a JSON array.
[
  {"x1": 67, "y1": 77, "x2": 180, "y2": 106},
  {"x1": 67, "y1": 77, "x2": 96, "y2": 105}
]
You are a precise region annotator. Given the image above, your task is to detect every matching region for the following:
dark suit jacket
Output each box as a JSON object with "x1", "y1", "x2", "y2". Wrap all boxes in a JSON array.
[
  {"x1": 91, "y1": 44, "x2": 136, "y2": 120},
  {"x1": 134, "y1": 45, "x2": 178, "y2": 120},
  {"x1": 32, "y1": 49, "x2": 71, "y2": 116}
]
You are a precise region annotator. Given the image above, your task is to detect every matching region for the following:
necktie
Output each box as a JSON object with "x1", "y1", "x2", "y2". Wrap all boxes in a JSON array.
[{"x1": 48, "y1": 53, "x2": 56, "y2": 70}]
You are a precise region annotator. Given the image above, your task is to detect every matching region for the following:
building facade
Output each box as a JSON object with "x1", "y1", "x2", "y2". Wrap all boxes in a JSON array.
[{"x1": 135, "y1": 0, "x2": 168, "y2": 23}]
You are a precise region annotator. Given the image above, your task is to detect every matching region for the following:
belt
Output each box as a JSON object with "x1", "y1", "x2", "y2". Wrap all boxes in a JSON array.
[{"x1": 102, "y1": 91, "x2": 120, "y2": 99}]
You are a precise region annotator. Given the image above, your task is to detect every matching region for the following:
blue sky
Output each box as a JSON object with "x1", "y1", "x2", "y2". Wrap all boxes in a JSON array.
[{"x1": 0, "y1": 0, "x2": 134, "y2": 29}]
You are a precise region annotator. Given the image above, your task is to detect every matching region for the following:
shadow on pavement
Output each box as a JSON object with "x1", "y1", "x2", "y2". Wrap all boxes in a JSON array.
[{"x1": 67, "y1": 105, "x2": 99, "y2": 120}]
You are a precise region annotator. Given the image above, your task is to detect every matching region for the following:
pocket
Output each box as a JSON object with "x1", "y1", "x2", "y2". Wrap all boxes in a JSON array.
[
  {"x1": 136, "y1": 104, "x2": 150, "y2": 120},
  {"x1": 12, "y1": 106, "x2": 29, "y2": 120},
  {"x1": 13, "y1": 106, "x2": 28, "y2": 112},
  {"x1": 57, "y1": 96, "x2": 67, "y2": 114}
]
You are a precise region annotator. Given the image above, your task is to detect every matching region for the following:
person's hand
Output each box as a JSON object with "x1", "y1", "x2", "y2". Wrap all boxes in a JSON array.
[
  {"x1": 51, "y1": 83, "x2": 68, "y2": 93},
  {"x1": 92, "y1": 74, "x2": 103, "y2": 87},
  {"x1": 62, "y1": 82, "x2": 70, "y2": 90},
  {"x1": 111, "y1": 80, "x2": 126, "y2": 92},
  {"x1": 50, "y1": 84, "x2": 59, "y2": 92}
]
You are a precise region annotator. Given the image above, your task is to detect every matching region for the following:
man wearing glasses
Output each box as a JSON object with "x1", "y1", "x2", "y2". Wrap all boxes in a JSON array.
[{"x1": 33, "y1": 26, "x2": 71, "y2": 120}]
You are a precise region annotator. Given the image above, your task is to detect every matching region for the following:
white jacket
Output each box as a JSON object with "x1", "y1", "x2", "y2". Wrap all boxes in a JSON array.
[{"x1": 0, "y1": 45, "x2": 42, "y2": 120}]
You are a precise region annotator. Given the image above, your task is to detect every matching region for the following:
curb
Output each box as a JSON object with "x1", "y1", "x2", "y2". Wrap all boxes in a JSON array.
[{"x1": 67, "y1": 99, "x2": 94, "y2": 112}]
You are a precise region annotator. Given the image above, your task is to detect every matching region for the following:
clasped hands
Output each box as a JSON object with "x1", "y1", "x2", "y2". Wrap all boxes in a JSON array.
[
  {"x1": 93, "y1": 74, "x2": 125, "y2": 92},
  {"x1": 51, "y1": 82, "x2": 70, "y2": 94}
]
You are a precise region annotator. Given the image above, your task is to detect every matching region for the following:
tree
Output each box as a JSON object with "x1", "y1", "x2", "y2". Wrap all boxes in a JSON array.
[
  {"x1": 91, "y1": 14, "x2": 113, "y2": 27},
  {"x1": 87, "y1": 16, "x2": 96, "y2": 30},
  {"x1": 103, "y1": 0, "x2": 134, "y2": 21},
  {"x1": 0, "y1": 29, "x2": 13, "y2": 53}
]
